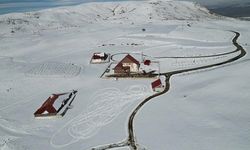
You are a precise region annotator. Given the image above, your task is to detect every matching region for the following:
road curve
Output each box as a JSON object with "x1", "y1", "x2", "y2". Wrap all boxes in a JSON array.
[
  {"x1": 127, "y1": 31, "x2": 246, "y2": 149},
  {"x1": 127, "y1": 75, "x2": 171, "y2": 149},
  {"x1": 90, "y1": 31, "x2": 246, "y2": 150},
  {"x1": 164, "y1": 31, "x2": 246, "y2": 75}
]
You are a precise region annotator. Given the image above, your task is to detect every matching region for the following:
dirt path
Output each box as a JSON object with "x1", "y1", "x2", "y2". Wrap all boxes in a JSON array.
[{"x1": 90, "y1": 31, "x2": 246, "y2": 150}]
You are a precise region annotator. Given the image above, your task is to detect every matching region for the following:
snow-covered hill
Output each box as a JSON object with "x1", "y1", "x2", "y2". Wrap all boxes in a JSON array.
[
  {"x1": 0, "y1": 0, "x2": 250, "y2": 150},
  {"x1": 0, "y1": 0, "x2": 217, "y2": 35}
]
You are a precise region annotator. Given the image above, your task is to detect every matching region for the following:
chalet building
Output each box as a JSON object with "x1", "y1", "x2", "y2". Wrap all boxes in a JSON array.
[
  {"x1": 34, "y1": 90, "x2": 77, "y2": 119},
  {"x1": 151, "y1": 78, "x2": 164, "y2": 92},
  {"x1": 114, "y1": 54, "x2": 140, "y2": 74},
  {"x1": 34, "y1": 93, "x2": 66, "y2": 118}
]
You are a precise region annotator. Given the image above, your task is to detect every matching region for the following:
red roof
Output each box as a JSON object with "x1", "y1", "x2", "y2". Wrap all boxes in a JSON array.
[
  {"x1": 151, "y1": 79, "x2": 162, "y2": 89},
  {"x1": 34, "y1": 93, "x2": 67, "y2": 115},
  {"x1": 92, "y1": 52, "x2": 108, "y2": 60},
  {"x1": 125, "y1": 54, "x2": 140, "y2": 65},
  {"x1": 144, "y1": 59, "x2": 151, "y2": 66},
  {"x1": 114, "y1": 54, "x2": 140, "y2": 69}
]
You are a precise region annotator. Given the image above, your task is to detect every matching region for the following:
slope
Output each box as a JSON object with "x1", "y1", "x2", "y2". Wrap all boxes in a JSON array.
[{"x1": 0, "y1": 0, "x2": 249, "y2": 150}]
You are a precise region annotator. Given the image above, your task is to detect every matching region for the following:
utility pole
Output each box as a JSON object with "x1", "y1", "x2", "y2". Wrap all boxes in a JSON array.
[{"x1": 141, "y1": 51, "x2": 144, "y2": 63}]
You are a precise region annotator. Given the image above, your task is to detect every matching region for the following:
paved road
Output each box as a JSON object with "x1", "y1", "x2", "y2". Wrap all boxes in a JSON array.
[
  {"x1": 126, "y1": 31, "x2": 246, "y2": 149},
  {"x1": 90, "y1": 31, "x2": 246, "y2": 150}
]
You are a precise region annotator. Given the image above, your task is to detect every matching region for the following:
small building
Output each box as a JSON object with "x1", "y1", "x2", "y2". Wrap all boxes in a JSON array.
[
  {"x1": 144, "y1": 59, "x2": 151, "y2": 66},
  {"x1": 90, "y1": 52, "x2": 109, "y2": 64},
  {"x1": 34, "y1": 90, "x2": 77, "y2": 119},
  {"x1": 113, "y1": 54, "x2": 140, "y2": 74},
  {"x1": 34, "y1": 93, "x2": 66, "y2": 118},
  {"x1": 151, "y1": 78, "x2": 164, "y2": 92}
]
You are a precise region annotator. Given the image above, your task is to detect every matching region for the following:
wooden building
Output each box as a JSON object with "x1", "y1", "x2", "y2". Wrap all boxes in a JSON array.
[
  {"x1": 34, "y1": 91, "x2": 77, "y2": 119},
  {"x1": 151, "y1": 78, "x2": 164, "y2": 92},
  {"x1": 113, "y1": 54, "x2": 140, "y2": 74}
]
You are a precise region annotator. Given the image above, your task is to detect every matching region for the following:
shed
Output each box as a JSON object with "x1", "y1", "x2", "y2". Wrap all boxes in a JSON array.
[
  {"x1": 144, "y1": 59, "x2": 151, "y2": 66},
  {"x1": 91, "y1": 52, "x2": 109, "y2": 64},
  {"x1": 151, "y1": 78, "x2": 164, "y2": 92}
]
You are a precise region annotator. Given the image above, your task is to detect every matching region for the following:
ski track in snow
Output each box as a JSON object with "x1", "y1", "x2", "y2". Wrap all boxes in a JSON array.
[
  {"x1": 0, "y1": 135, "x2": 29, "y2": 150},
  {"x1": 25, "y1": 62, "x2": 82, "y2": 78},
  {"x1": 50, "y1": 85, "x2": 151, "y2": 148}
]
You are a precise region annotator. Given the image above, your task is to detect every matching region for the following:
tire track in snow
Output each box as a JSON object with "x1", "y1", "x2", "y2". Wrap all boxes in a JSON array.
[
  {"x1": 50, "y1": 85, "x2": 151, "y2": 148},
  {"x1": 25, "y1": 62, "x2": 82, "y2": 78}
]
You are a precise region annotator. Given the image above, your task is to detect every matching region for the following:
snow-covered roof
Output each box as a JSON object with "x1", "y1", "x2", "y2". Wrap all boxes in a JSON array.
[{"x1": 94, "y1": 52, "x2": 105, "y2": 57}]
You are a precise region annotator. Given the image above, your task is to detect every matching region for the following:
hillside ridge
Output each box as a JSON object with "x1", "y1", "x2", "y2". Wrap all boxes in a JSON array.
[{"x1": 0, "y1": 0, "x2": 217, "y2": 35}]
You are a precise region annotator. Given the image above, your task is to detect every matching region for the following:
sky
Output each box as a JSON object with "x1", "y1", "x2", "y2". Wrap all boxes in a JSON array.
[{"x1": 0, "y1": 0, "x2": 249, "y2": 15}]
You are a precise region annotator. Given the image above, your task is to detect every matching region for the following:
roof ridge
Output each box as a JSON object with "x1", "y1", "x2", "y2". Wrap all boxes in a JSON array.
[{"x1": 114, "y1": 54, "x2": 140, "y2": 69}]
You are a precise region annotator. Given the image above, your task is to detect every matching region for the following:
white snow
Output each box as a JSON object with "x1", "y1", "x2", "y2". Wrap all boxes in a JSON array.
[
  {"x1": 25, "y1": 62, "x2": 81, "y2": 78},
  {"x1": 0, "y1": 0, "x2": 250, "y2": 150}
]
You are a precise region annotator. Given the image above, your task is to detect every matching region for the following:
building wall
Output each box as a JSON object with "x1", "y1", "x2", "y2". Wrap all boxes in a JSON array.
[
  {"x1": 114, "y1": 67, "x2": 125, "y2": 74},
  {"x1": 114, "y1": 56, "x2": 140, "y2": 74},
  {"x1": 91, "y1": 59, "x2": 102, "y2": 63},
  {"x1": 122, "y1": 63, "x2": 139, "y2": 72},
  {"x1": 114, "y1": 64, "x2": 139, "y2": 74}
]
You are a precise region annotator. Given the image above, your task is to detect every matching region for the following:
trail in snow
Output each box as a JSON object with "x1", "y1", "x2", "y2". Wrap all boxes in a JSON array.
[
  {"x1": 50, "y1": 85, "x2": 151, "y2": 148},
  {"x1": 25, "y1": 62, "x2": 82, "y2": 78}
]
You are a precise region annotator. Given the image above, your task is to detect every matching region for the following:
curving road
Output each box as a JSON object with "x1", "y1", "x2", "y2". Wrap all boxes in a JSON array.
[
  {"x1": 127, "y1": 75, "x2": 171, "y2": 149},
  {"x1": 165, "y1": 31, "x2": 245, "y2": 75},
  {"x1": 126, "y1": 31, "x2": 246, "y2": 149},
  {"x1": 90, "y1": 31, "x2": 246, "y2": 150}
]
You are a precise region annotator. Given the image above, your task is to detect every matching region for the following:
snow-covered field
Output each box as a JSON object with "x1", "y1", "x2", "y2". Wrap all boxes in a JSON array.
[{"x1": 0, "y1": 0, "x2": 250, "y2": 150}]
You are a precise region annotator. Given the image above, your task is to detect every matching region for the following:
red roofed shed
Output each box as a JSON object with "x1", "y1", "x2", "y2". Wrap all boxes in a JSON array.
[
  {"x1": 144, "y1": 59, "x2": 151, "y2": 66},
  {"x1": 151, "y1": 78, "x2": 164, "y2": 92}
]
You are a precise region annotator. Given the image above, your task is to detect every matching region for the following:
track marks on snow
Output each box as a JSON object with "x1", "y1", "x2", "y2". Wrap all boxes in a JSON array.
[
  {"x1": 25, "y1": 62, "x2": 81, "y2": 78},
  {"x1": 0, "y1": 135, "x2": 28, "y2": 150},
  {"x1": 50, "y1": 85, "x2": 151, "y2": 148}
]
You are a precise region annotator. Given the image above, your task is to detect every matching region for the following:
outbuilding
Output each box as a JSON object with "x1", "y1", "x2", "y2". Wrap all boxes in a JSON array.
[
  {"x1": 151, "y1": 78, "x2": 164, "y2": 92},
  {"x1": 90, "y1": 52, "x2": 109, "y2": 64},
  {"x1": 144, "y1": 59, "x2": 151, "y2": 66}
]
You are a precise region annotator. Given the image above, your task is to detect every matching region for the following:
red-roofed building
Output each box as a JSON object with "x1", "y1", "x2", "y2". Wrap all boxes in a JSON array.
[
  {"x1": 151, "y1": 78, "x2": 164, "y2": 92},
  {"x1": 91, "y1": 52, "x2": 109, "y2": 64},
  {"x1": 144, "y1": 59, "x2": 151, "y2": 66},
  {"x1": 33, "y1": 91, "x2": 77, "y2": 119},
  {"x1": 114, "y1": 54, "x2": 140, "y2": 74},
  {"x1": 34, "y1": 93, "x2": 67, "y2": 117}
]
